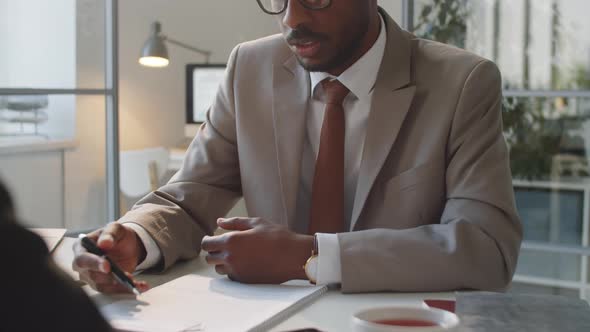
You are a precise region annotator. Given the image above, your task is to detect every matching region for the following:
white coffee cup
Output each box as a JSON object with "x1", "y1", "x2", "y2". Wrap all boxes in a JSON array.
[{"x1": 351, "y1": 305, "x2": 460, "y2": 332}]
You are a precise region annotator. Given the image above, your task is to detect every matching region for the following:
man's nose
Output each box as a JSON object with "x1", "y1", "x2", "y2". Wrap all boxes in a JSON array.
[{"x1": 282, "y1": 0, "x2": 312, "y2": 30}]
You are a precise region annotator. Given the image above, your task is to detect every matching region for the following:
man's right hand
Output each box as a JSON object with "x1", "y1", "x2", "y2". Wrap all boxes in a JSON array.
[{"x1": 72, "y1": 222, "x2": 150, "y2": 294}]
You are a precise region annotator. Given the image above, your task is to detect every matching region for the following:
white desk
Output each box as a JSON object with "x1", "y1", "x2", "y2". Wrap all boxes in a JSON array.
[{"x1": 53, "y1": 237, "x2": 454, "y2": 332}]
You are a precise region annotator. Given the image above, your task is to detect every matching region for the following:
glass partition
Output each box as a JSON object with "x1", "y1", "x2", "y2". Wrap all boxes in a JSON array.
[
  {"x1": 408, "y1": 0, "x2": 590, "y2": 300},
  {"x1": 0, "y1": 0, "x2": 117, "y2": 232},
  {"x1": 412, "y1": 0, "x2": 590, "y2": 91},
  {"x1": 0, "y1": 0, "x2": 106, "y2": 90}
]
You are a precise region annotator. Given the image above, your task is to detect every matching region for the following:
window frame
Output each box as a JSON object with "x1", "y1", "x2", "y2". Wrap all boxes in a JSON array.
[
  {"x1": 0, "y1": 0, "x2": 121, "y2": 223},
  {"x1": 402, "y1": 0, "x2": 590, "y2": 299}
]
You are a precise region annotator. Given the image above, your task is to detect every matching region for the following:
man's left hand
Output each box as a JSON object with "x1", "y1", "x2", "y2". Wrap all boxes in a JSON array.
[{"x1": 201, "y1": 217, "x2": 314, "y2": 284}]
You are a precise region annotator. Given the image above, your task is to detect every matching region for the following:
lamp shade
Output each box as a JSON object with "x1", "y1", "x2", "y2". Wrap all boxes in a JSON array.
[{"x1": 139, "y1": 22, "x2": 170, "y2": 67}]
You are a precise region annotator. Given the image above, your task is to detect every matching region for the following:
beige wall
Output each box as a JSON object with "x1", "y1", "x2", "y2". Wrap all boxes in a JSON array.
[{"x1": 118, "y1": 0, "x2": 277, "y2": 150}]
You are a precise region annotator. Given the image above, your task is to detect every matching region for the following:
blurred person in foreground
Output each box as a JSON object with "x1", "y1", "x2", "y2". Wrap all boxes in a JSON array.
[{"x1": 0, "y1": 179, "x2": 112, "y2": 332}]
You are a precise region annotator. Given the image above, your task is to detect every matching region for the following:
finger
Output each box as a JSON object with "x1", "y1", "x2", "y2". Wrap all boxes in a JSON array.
[
  {"x1": 205, "y1": 252, "x2": 226, "y2": 265},
  {"x1": 89, "y1": 272, "x2": 149, "y2": 294},
  {"x1": 201, "y1": 234, "x2": 229, "y2": 252},
  {"x1": 111, "y1": 272, "x2": 150, "y2": 293},
  {"x1": 95, "y1": 281, "x2": 134, "y2": 294},
  {"x1": 85, "y1": 228, "x2": 102, "y2": 241},
  {"x1": 72, "y1": 237, "x2": 86, "y2": 257},
  {"x1": 77, "y1": 270, "x2": 92, "y2": 286},
  {"x1": 78, "y1": 270, "x2": 111, "y2": 291},
  {"x1": 215, "y1": 264, "x2": 229, "y2": 275},
  {"x1": 135, "y1": 281, "x2": 151, "y2": 293},
  {"x1": 73, "y1": 252, "x2": 110, "y2": 273},
  {"x1": 97, "y1": 222, "x2": 126, "y2": 250},
  {"x1": 217, "y1": 217, "x2": 257, "y2": 231},
  {"x1": 89, "y1": 270, "x2": 115, "y2": 286},
  {"x1": 125, "y1": 272, "x2": 150, "y2": 292},
  {"x1": 72, "y1": 228, "x2": 103, "y2": 256}
]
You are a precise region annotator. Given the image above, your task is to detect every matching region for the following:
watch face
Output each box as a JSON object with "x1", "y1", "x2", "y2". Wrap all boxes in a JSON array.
[{"x1": 305, "y1": 256, "x2": 319, "y2": 282}]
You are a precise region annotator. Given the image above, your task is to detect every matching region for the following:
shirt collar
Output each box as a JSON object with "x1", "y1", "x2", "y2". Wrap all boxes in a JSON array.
[{"x1": 309, "y1": 13, "x2": 387, "y2": 101}]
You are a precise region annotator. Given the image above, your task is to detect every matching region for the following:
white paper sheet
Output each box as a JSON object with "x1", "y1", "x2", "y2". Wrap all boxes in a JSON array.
[
  {"x1": 101, "y1": 274, "x2": 327, "y2": 332},
  {"x1": 29, "y1": 228, "x2": 67, "y2": 252}
]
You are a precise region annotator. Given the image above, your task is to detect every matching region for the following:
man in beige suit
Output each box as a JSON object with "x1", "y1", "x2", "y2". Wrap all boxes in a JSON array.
[{"x1": 74, "y1": 0, "x2": 522, "y2": 293}]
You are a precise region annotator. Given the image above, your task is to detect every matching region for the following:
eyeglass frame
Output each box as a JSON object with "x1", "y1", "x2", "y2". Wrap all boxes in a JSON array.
[{"x1": 256, "y1": 0, "x2": 332, "y2": 15}]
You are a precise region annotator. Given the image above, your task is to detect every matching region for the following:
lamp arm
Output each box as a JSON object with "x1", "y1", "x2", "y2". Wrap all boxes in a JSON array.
[{"x1": 163, "y1": 36, "x2": 212, "y2": 63}]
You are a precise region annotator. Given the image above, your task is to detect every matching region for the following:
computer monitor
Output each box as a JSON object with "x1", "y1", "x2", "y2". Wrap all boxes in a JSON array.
[{"x1": 185, "y1": 64, "x2": 226, "y2": 137}]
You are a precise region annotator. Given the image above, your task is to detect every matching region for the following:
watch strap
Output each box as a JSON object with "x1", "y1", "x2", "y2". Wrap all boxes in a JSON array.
[{"x1": 304, "y1": 234, "x2": 319, "y2": 284}]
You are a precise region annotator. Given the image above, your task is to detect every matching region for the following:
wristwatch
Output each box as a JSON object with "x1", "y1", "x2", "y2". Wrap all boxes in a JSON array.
[{"x1": 303, "y1": 234, "x2": 319, "y2": 284}]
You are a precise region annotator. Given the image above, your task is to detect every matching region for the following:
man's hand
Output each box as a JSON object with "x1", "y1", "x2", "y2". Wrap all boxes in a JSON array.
[
  {"x1": 202, "y1": 218, "x2": 314, "y2": 284},
  {"x1": 72, "y1": 223, "x2": 150, "y2": 294}
]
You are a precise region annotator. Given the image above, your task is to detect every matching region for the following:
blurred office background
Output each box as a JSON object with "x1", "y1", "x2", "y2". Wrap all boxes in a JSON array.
[{"x1": 1, "y1": 0, "x2": 589, "y2": 301}]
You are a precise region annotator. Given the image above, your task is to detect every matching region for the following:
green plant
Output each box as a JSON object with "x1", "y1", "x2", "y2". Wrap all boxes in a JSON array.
[
  {"x1": 504, "y1": 62, "x2": 590, "y2": 180},
  {"x1": 413, "y1": 0, "x2": 590, "y2": 180},
  {"x1": 502, "y1": 97, "x2": 588, "y2": 180},
  {"x1": 562, "y1": 65, "x2": 590, "y2": 90},
  {"x1": 413, "y1": 0, "x2": 469, "y2": 48}
]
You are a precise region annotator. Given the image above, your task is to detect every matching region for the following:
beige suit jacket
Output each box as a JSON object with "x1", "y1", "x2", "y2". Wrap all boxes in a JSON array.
[{"x1": 120, "y1": 10, "x2": 522, "y2": 293}]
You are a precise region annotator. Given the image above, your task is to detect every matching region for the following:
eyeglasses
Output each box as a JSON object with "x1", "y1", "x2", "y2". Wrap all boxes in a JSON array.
[{"x1": 256, "y1": 0, "x2": 332, "y2": 15}]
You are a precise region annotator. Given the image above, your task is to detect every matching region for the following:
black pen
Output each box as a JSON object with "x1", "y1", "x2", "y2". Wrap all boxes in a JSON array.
[{"x1": 79, "y1": 234, "x2": 141, "y2": 296}]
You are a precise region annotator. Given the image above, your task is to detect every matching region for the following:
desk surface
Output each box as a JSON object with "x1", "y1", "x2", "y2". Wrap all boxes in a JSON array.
[{"x1": 54, "y1": 237, "x2": 454, "y2": 332}]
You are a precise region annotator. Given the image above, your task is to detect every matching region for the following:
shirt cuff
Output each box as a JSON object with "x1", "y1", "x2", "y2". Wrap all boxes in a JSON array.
[
  {"x1": 315, "y1": 233, "x2": 342, "y2": 285},
  {"x1": 123, "y1": 222, "x2": 162, "y2": 271}
]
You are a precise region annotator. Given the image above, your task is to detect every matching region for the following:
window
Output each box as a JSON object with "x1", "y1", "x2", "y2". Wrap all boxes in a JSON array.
[
  {"x1": 0, "y1": 0, "x2": 119, "y2": 231},
  {"x1": 405, "y1": 0, "x2": 590, "y2": 300}
]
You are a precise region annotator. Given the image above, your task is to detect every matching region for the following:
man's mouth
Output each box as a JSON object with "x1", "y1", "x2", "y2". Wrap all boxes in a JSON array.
[{"x1": 290, "y1": 40, "x2": 322, "y2": 58}]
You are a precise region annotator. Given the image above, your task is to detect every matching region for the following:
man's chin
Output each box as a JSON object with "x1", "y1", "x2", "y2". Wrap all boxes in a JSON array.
[{"x1": 295, "y1": 56, "x2": 334, "y2": 73}]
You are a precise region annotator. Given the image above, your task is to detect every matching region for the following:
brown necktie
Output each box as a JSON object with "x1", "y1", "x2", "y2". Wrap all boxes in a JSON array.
[{"x1": 308, "y1": 79, "x2": 350, "y2": 234}]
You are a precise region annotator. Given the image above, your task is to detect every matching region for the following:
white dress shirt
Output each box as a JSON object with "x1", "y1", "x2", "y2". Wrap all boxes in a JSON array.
[
  {"x1": 126, "y1": 14, "x2": 387, "y2": 279},
  {"x1": 299, "y1": 14, "x2": 387, "y2": 284},
  {"x1": 125, "y1": 223, "x2": 161, "y2": 270}
]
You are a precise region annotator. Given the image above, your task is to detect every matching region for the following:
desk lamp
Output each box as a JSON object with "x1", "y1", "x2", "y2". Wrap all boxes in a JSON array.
[{"x1": 139, "y1": 21, "x2": 211, "y2": 68}]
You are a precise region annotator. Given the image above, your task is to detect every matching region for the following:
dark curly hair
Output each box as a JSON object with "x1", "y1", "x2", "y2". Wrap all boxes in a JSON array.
[{"x1": 0, "y1": 179, "x2": 15, "y2": 224}]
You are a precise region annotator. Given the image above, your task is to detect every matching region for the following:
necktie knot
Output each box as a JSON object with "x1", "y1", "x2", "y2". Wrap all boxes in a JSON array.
[{"x1": 322, "y1": 79, "x2": 350, "y2": 105}]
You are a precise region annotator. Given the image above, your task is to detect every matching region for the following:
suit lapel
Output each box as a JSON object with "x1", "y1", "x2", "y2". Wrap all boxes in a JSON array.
[
  {"x1": 350, "y1": 11, "x2": 417, "y2": 230},
  {"x1": 272, "y1": 55, "x2": 310, "y2": 227}
]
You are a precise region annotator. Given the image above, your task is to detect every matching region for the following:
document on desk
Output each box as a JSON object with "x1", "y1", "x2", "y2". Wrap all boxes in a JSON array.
[
  {"x1": 29, "y1": 228, "x2": 67, "y2": 252},
  {"x1": 100, "y1": 274, "x2": 328, "y2": 332}
]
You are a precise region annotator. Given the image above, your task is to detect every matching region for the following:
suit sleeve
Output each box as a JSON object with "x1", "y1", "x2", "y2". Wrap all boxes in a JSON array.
[
  {"x1": 118, "y1": 45, "x2": 243, "y2": 270},
  {"x1": 338, "y1": 60, "x2": 523, "y2": 293}
]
